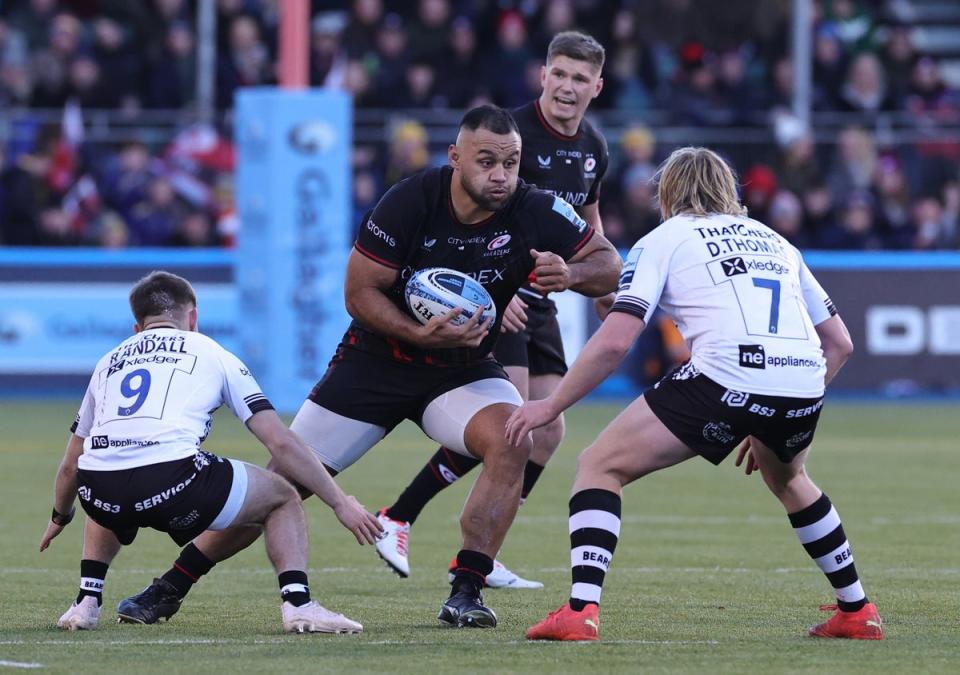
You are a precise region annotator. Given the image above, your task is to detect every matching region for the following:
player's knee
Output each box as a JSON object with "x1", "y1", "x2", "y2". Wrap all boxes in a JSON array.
[
  {"x1": 533, "y1": 413, "x2": 565, "y2": 456},
  {"x1": 761, "y1": 462, "x2": 809, "y2": 499}
]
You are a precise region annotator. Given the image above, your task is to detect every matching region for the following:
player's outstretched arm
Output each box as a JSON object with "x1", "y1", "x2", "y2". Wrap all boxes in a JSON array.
[
  {"x1": 40, "y1": 433, "x2": 84, "y2": 551},
  {"x1": 505, "y1": 311, "x2": 645, "y2": 446},
  {"x1": 345, "y1": 249, "x2": 490, "y2": 349},
  {"x1": 246, "y1": 410, "x2": 383, "y2": 545}
]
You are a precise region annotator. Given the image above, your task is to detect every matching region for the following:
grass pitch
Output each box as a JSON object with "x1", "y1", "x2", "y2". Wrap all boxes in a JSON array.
[{"x1": 0, "y1": 401, "x2": 957, "y2": 673}]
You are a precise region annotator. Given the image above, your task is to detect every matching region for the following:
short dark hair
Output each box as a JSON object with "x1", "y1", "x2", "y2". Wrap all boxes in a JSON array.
[
  {"x1": 546, "y1": 31, "x2": 605, "y2": 71},
  {"x1": 458, "y1": 104, "x2": 519, "y2": 136},
  {"x1": 129, "y1": 271, "x2": 197, "y2": 325}
]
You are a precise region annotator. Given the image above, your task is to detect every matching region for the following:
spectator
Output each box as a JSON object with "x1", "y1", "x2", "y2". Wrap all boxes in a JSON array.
[
  {"x1": 741, "y1": 164, "x2": 778, "y2": 222},
  {"x1": 310, "y1": 11, "x2": 348, "y2": 88},
  {"x1": 407, "y1": 0, "x2": 451, "y2": 66},
  {"x1": 91, "y1": 16, "x2": 140, "y2": 111},
  {"x1": 167, "y1": 210, "x2": 221, "y2": 246},
  {"x1": 100, "y1": 140, "x2": 154, "y2": 216},
  {"x1": 874, "y1": 156, "x2": 914, "y2": 249},
  {"x1": 489, "y1": 10, "x2": 533, "y2": 108},
  {"x1": 911, "y1": 196, "x2": 953, "y2": 250},
  {"x1": 618, "y1": 164, "x2": 660, "y2": 244},
  {"x1": 6, "y1": 0, "x2": 59, "y2": 51},
  {"x1": 0, "y1": 18, "x2": 30, "y2": 105},
  {"x1": 905, "y1": 57, "x2": 960, "y2": 123},
  {"x1": 835, "y1": 52, "x2": 896, "y2": 122},
  {"x1": 768, "y1": 189, "x2": 811, "y2": 247},
  {"x1": 370, "y1": 13, "x2": 408, "y2": 107},
  {"x1": 608, "y1": 124, "x2": 657, "y2": 206},
  {"x1": 821, "y1": 0, "x2": 878, "y2": 54},
  {"x1": 826, "y1": 126, "x2": 877, "y2": 206},
  {"x1": 127, "y1": 176, "x2": 182, "y2": 246},
  {"x1": 812, "y1": 24, "x2": 847, "y2": 109},
  {"x1": 216, "y1": 14, "x2": 271, "y2": 109},
  {"x1": 146, "y1": 22, "x2": 196, "y2": 108},
  {"x1": 882, "y1": 22, "x2": 917, "y2": 105},
  {"x1": 383, "y1": 119, "x2": 429, "y2": 188},
  {"x1": 29, "y1": 12, "x2": 83, "y2": 108},
  {"x1": 802, "y1": 182, "x2": 836, "y2": 237},
  {"x1": 436, "y1": 16, "x2": 490, "y2": 108},
  {"x1": 817, "y1": 189, "x2": 882, "y2": 249},
  {"x1": 397, "y1": 60, "x2": 441, "y2": 108},
  {"x1": 67, "y1": 55, "x2": 115, "y2": 109},
  {"x1": 668, "y1": 42, "x2": 727, "y2": 126},
  {"x1": 343, "y1": 0, "x2": 384, "y2": 60},
  {"x1": 774, "y1": 114, "x2": 821, "y2": 196}
]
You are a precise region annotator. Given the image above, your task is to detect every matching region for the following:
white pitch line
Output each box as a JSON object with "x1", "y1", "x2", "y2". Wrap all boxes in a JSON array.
[
  {"x1": 0, "y1": 660, "x2": 44, "y2": 669},
  {"x1": 0, "y1": 639, "x2": 715, "y2": 648}
]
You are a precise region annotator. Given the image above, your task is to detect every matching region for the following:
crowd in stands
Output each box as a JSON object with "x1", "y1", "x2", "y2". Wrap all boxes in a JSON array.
[{"x1": 0, "y1": 0, "x2": 958, "y2": 250}]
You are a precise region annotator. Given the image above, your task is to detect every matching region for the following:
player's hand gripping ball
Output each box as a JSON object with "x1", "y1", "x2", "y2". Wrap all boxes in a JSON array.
[{"x1": 405, "y1": 268, "x2": 496, "y2": 327}]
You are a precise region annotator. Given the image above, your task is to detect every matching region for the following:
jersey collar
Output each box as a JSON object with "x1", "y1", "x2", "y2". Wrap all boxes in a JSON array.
[{"x1": 534, "y1": 99, "x2": 582, "y2": 141}]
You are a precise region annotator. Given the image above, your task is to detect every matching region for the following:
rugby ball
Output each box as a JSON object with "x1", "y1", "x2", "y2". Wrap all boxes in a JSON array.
[{"x1": 405, "y1": 267, "x2": 496, "y2": 327}]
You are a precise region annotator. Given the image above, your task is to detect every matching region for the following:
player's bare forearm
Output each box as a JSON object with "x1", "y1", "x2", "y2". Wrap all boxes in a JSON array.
[
  {"x1": 347, "y1": 286, "x2": 425, "y2": 345},
  {"x1": 567, "y1": 244, "x2": 622, "y2": 297},
  {"x1": 815, "y1": 315, "x2": 854, "y2": 386},
  {"x1": 53, "y1": 434, "x2": 84, "y2": 515}
]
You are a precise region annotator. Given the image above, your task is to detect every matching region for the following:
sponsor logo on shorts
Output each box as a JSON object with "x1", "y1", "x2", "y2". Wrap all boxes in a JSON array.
[
  {"x1": 169, "y1": 509, "x2": 201, "y2": 530},
  {"x1": 78, "y1": 486, "x2": 92, "y2": 501},
  {"x1": 672, "y1": 362, "x2": 700, "y2": 380},
  {"x1": 135, "y1": 474, "x2": 196, "y2": 512},
  {"x1": 78, "y1": 485, "x2": 120, "y2": 513},
  {"x1": 193, "y1": 451, "x2": 213, "y2": 471},
  {"x1": 720, "y1": 389, "x2": 750, "y2": 407},
  {"x1": 702, "y1": 421, "x2": 736, "y2": 445},
  {"x1": 785, "y1": 400, "x2": 823, "y2": 418},
  {"x1": 785, "y1": 430, "x2": 813, "y2": 449},
  {"x1": 739, "y1": 344, "x2": 766, "y2": 369}
]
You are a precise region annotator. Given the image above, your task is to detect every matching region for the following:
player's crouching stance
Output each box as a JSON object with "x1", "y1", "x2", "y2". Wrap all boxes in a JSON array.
[
  {"x1": 40, "y1": 271, "x2": 382, "y2": 634},
  {"x1": 506, "y1": 148, "x2": 883, "y2": 642}
]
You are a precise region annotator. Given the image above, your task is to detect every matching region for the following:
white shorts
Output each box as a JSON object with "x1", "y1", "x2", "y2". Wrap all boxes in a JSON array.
[{"x1": 290, "y1": 378, "x2": 522, "y2": 472}]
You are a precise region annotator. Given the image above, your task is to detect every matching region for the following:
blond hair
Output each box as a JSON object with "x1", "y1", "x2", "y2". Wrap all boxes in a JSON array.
[{"x1": 654, "y1": 147, "x2": 746, "y2": 220}]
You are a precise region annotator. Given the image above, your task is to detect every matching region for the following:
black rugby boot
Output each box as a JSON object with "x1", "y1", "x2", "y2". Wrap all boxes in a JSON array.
[
  {"x1": 437, "y1": 582, "x2": 497, "y2": 628},
  {"x1": 117, "y1": 578, "x2": 182, "y2": 624}
]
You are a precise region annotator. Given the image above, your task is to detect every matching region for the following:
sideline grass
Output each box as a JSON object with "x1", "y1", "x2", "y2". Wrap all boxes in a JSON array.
[{"x1": 1, "y1": 402, "x2": 957, "y2": 673}]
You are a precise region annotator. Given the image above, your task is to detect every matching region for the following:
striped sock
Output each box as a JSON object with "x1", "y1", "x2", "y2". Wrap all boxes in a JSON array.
[
  {"x1": 77, "y1": 559, "x2": 109, "y2": 607},
  {"x1": 568, "y1": 488, "x2": 621, "y2": 611},
  {"x1": 789, "y1": 492, "x2": 867, "y2": 612}
]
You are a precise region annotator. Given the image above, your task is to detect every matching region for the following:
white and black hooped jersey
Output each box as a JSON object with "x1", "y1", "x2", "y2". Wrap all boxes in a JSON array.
[
  {"x1": 71, "y1": 329, "x2": 273, "y2": 471},
  {"x1": 612, "y1": 214, "x2": 837, "y2": 398}
]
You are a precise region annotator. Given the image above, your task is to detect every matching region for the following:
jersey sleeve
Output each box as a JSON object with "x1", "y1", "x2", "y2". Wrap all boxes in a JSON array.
[
  {"x1": 798, "y1": 256, "x2": 838, "y2": 326},
  {"x1": 353, "y1": 177, "x2": 419, "y2": 269},
  {"x1": 585, "y1": 135, "x2": 609, "y2": 205},
  {"x1": 537, "y1": 194, "x2": 596, "y2": 260},
  {"x1": 70, "y1": 381, "x2": 95, "y2": 438},
  {"x1": 217, "y1": 348, "x2": 275, "y2": 423},
  {"x1": 609, "y1": 232, "x2": 672, "y2": 323}
]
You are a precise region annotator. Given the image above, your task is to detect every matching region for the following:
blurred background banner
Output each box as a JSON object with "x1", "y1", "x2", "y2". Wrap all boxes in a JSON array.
[
  {"x1": 235, "y1": 88, "x2": 352, "y2": 413},
  {"x1": 0, "y1": 248, "x2": 236, "y2": 393}
]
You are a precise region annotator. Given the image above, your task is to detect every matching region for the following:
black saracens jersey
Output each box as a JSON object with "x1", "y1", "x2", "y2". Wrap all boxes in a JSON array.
[
  {"x1": 512, "y1": 99, "x2": 609, "y2": 308},
  {"x1": 350, "y1": 165, "x2": 595, "y2": 366}
]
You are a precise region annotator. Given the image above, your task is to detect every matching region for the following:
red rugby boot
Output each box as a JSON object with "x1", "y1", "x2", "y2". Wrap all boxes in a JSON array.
[
  {"x1": 809, "y1": 602, "x2": 884, "y2": 640},
  {"x1": 526, "y1": 602, "x2": 600, "y2": 641}
]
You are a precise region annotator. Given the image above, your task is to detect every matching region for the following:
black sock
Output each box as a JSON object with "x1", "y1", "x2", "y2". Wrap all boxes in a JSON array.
[
  {"x1": 568, "y1": 489, "x2": 621, "y2": 611},
  {"x1": 520, "y1": 460, "x2": 546, "y2": 502},
  {"x1": 450, "y1": 549, "x2": 494, "y2": 596},
  {"x1": 789, "y1": 492, "x2": 868, "y2": 612},
  {"x1": 386, "y1": 447, "x2": 481, "y2": 524},
  {"x1": 278, "y1": 570, "x2": 311, "y2": 607},
  {"x1": 160, "y1": 543, "x2": 216, "y2": 598},
  {"x1": 77, "y1": 559, "x2": 109, "y2": 606}
]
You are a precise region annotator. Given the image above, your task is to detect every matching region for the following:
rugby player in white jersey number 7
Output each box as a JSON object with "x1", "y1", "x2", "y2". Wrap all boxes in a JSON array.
[
  {"x1": 40, "y1": 271, "x2": 382, "y2": 634},
  {"x1": 507, "y1": 147, "x2": 884, "y2": 642}
]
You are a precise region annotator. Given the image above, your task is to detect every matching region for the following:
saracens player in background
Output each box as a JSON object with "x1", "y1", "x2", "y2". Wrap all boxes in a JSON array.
[
  {"x1": 375, "y1": 31, "x2": 611, "y2": 588},
  {"x1": 118, "y1": 105, "x2": 621, "y2": 630}
]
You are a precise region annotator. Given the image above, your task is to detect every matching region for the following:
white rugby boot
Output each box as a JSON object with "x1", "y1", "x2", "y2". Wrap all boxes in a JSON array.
[
  {"x1": 282, "y1": 601, "x2": 363, "y2": 634},
  {"x1": 57, "y1": 595, "x2": 100, "y2": 630},
  {"x1": 374, "y1": 509, "x2": 411, "y2": 577},
  {"x1": 447, "y1": 558, "x2": 544, "y2": 589}
]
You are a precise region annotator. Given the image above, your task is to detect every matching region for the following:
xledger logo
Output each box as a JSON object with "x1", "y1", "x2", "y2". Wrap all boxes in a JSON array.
[
  {"x1": 722, "y1": 257, "x2": 747, "y2": 277},
  {"x1": 739, "y1": 344, "x2": 766, "y2": 369}
]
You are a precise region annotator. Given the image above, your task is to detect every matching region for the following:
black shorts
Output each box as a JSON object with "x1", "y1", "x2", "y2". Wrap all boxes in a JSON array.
[
  {"x1": 308, "y1": 347, "x2": 512, "y2": 430},
  {"x1": 644, "y1": 362, "x2": 824, "y2": 465},
  {"x1": 76, "y1": 451, "x2": 239, "y2": 546},
  {"x1": 493, "y1": 301, "x2": 567, "y2": 376}
]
